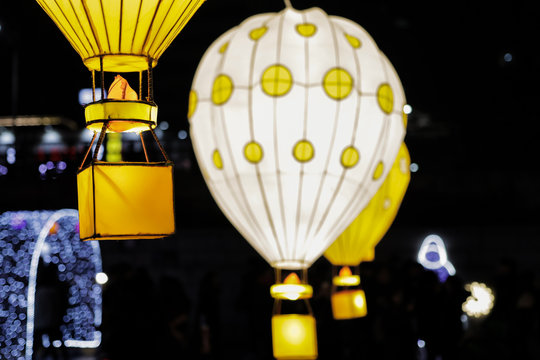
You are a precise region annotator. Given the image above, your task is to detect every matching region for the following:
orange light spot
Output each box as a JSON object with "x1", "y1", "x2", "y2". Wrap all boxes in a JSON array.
[
  {"x1": 283, "y1": 272, "x2": 301, "y2": 284},
  {"x1": 339, "y1": 266, "x2": 353, "y2": 277}
]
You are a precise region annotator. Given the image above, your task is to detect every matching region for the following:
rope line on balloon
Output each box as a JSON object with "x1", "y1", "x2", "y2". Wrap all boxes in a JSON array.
[{"x1": 283, "y1": 0, "x2": 293, "y2": 9}]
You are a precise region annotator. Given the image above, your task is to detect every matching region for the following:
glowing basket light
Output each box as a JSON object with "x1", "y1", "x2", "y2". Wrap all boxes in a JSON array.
[
  {"x1": 189, "y1": 4, "x2": 406, "y2": 358},
  {"x1": 272, "y1": 314, "x2": 318, "y2": 360},
  {"x1": 77, "y1": 119, "x2": 175, "y2": 241}
]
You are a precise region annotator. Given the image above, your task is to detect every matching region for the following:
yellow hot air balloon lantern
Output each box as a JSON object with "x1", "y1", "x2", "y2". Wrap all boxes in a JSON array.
[
  {"x1": 36, "y1": 0, "x2": 205, "y2": 240},
  {"x1": 189, "y1": 4, "x2": 407, "y2": 358},
  {"x1": 325, "y1": 143, "x2": 411, "y2": 319}
]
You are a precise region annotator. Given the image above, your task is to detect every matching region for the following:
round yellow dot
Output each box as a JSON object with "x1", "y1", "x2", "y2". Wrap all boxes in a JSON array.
[
  {"x1": 293, "y1": 140, "x2": 314, "y2": 162},
  {"x1": 261, "y1": 65, "x2": 293, "y2": 97},
  {"x1": 188, "y1": 90, "x2": 197, "y2": 118},
  {"x1": 212, "y1": 74, "x2": 233, "y2": 105},
  {"x1": 323, "y1": 68, "x2": 353, "y2": 100},
  {"x1": 296, "y1": 23, "x2": 317, "y2": 37},
  {"x1": 244, "y1": 141, "x2": 263, "y2": 164},
  {"x1": 345, "y1": 33, "x2": 361, "y2": 48},
  {"x1": 373, "y1": 161, "x2": 384, "y2": 180},
  {"x1": 377, "y1": 83, "x2": 394, "y2": 114},
  {"x1": 213, "y1": 149, "x2": 223, "y2": 169},
  {"x1": 219, "y1": 42, "x2": 229, "y2": 54},
  {"x1": 341, "y1": 146, "x2": 360, "y2": 168},
  {"x1": 249, "y1": 26, "x2": 268, "y2": 40}
]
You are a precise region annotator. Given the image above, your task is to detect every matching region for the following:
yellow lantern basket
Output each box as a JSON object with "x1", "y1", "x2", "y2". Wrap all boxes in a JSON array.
[{"x1": 77, "y1": 122, "x2": 175, "y2": 241}]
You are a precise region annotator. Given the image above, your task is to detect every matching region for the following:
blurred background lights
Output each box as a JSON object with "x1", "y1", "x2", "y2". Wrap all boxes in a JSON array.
[
  {"x1": 0, "y1": 210, "x2": 103, "y2": 359},
  {"x1": 7, "y1": 147, "x2": 16, "y2": 164},
  {"x1": 177, "y1": 130, "x2": 188, "y2": 140},
  {"x1": 158, "y1": 121, "x2": 169, "y2": 131},
  {"x1": 95, "y1": 272, "x2": 108, "y2": 285},
  {"x1": 0, "y1": 130, "x2": 15, "y2": 145},
  {"x1": 410, "y1": 163, "x2": 419, "y2": 172},
  {"x1": 42, "y1": 127, "x2": 61, "y2": 144},
  {"x1": 78, "y1": 88, "x2": 106, "y2": 106},
  {"x1": 462, "y1": 282, "x2": 495, "y2": 318},
  {"x1": 503, "y1": 53, "x2": 513, "y2": 62},
  {"x1": 403, "y1": 104, "x2": 413, "y2": 115},
  {"x1": 417, "y1": 339, "x2": 426, "y2": 348},
  {"x1": 38, "y1": 164, "x2": 47, "y2": 175},
  {"x1": 0, "y1": 165, "x2": 7, "y2": 176}
]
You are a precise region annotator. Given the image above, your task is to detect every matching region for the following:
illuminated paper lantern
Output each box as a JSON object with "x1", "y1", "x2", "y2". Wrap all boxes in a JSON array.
[
  {"x1": 324, "y1": 144, "x2": 410, "y2": 319},
  {"x1": 77, "y1": 124, "x2": 175, "y2": 241},
  {"x1": 272, "y1": 315, "x2": 317, "y2": 360},
  {"x1": 190, "y1": 4, "x2": 406, "y2": 357},
  {"x1": 36, "y1": 0, "x2": 205, "y2": 240}
]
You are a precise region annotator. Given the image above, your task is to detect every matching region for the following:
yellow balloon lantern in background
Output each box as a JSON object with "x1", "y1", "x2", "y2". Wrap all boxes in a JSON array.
[
  {"x1": 35, "y1": 0, "x2": 205, "y2": 240},
  {"x1": 189, "y1": 5, "x2": 406, "y2": 359},
  {"x1": 324, "y1": 143, "x2": 410, "y2": 320}
]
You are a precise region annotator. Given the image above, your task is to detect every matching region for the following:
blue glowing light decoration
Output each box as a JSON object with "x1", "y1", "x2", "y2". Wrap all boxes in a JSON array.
[
  {"x1": 417, "y1": 234, "x2": 456, "y2": 282},
  {"x1": 0, "y1": 210, "x2": 103, "y2": 360}
]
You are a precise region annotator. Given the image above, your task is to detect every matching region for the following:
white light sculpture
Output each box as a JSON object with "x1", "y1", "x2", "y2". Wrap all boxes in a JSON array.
[
  {"x1": 189, "y1": 6, "x2": 406, "y2": 270},
  {"x1": 417, "y1": 234, "x2": 455, "y2": 282},
  {"x1": 0, "y1": 210, "x2": 103, "y2": 360}
]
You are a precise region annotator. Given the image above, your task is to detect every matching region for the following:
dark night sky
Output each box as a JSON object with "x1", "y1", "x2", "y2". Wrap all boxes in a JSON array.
[{"x1": 1, "y1": 0, "x2": 540, "y2": 257}]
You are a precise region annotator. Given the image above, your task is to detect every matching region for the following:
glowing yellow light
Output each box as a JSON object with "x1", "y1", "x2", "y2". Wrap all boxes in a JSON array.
[
  {"x1": 272, "y1": 314, "x2": 317, "y2": 360},
  {"x1": 331, "y1": 289, "x2": 367, "y2": 320},
  {"x1": 332, "y1": 266, "x2": 361, "y2": 286},
  {"x1": 270, "y1": 273, "x2": 313, "y2": 300},
  {"x1": 462, "y1": 282, "x2": 495, "y2": 318}
]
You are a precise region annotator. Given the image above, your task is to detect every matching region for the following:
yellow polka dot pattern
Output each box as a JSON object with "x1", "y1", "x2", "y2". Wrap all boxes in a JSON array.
[
  {"x1": 345, "y1": 34, "x2": 361, "y2": 48},
  {"x1": 293, "y1": 140, "x2": 314, "y2": 162},
  {"x1": 212, "y1": 75, "x2": 234, "y2": 105},
  {"x1": 219, "y1": 42, "x2": 229, "y2": 53},
  {"x1": 213, "y1": 149, "x2": 223, "y2": 169},
  {"x1": 261, "y1": 65, "x2": 293, "y2": 97},
  {"x1": 323, "y1": 68, "x2": 353, "y2": 100},
  {"x1": 244, "y1": 141, "x2": 263, "y2": 163},
  {"x1": 296, "y1": 23, "x2": 317, "y2": 37},
  {"x1": 377, "y1": 83, "x2": 394, "y2": 114},
  {"x1": 341, "y1": 146, "x2": 360, "y2": 168},
  {"x1": 188, "y1": 90, "x2": 197, "y2": 119},
  {"x1": 250, "y1": 26, "x2": 268, "y2": 40},
  {"x1": 373, "y1": 162, "x2": 384, "y2": 180}
]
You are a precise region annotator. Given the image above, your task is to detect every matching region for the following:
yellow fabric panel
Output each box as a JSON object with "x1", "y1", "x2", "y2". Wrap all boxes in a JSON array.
[
  {"x1": 35, "y1": 0, "x2": 206, "y2": 72},
  {"x1": 84, "y1": 100, "x2": 157, "y2": 133},
  {"x1": 77, "y1": 166, "x2": 95, "y2": 240},
  {"x1": 331, "y1": 290, "x2": 367, "y2": 320},
  {"x1": 272, "y1": 314, "x2": 317, "y2": 360},
  {"x1": 77, "y1": 162, "x2": 174, "y2": 240},
  {"x1": 324, "y1": 143, "x2": 411, "y2": 265}
]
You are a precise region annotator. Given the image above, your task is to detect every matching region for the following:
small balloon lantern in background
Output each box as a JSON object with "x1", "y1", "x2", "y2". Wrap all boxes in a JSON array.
[
  {"x1": 189, "y1": 4, "x2": 407, "y2": 358},
  {"x1": 35, "y1": 0, "x2": 206, "y2": 240},
  {"x1": 325, "y1": 143, "x2": 410, "y2": 319}
]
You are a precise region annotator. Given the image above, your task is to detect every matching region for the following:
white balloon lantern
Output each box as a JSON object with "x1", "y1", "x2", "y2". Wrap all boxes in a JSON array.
[{"x1": 189, "y1": 5, "x2": 406, "y2": 359}]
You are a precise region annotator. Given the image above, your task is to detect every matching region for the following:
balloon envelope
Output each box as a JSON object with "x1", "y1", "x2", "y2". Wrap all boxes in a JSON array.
[
  {"x1": 324, "y1": 143, "x2": 410, "y2": 266},
  {"x1": 189, "y1": 7, "x2": 406, "y2": 269},
  {"x1": 35, "y1": 0, "x2": 205, "y2": 71}
]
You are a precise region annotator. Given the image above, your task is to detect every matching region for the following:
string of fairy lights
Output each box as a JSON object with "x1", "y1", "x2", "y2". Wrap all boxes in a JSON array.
[{"x1": 0, "y1": 210, "x2": 102, "y2": 360}]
